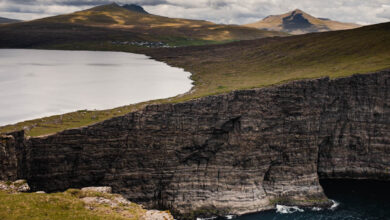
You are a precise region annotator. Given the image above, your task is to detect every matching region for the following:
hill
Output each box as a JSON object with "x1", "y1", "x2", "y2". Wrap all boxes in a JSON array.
[
  {"x1": 0, "y1": 3, "x2": 286, "y2": 48},
  {"x1": 245, "y1": 9, "x2": 360, "y2": 34},
  {"x1": 1, "y1": 22, "x2": 389, "y2": 136},
  {"x1": 0, "y1": 16, "x2": 20, "y2": 24}
]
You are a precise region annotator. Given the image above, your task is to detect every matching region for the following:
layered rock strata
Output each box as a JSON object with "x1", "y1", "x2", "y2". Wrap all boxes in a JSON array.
[{"x1": 1, "y1": 71, "x2": 389, "y2": 217}]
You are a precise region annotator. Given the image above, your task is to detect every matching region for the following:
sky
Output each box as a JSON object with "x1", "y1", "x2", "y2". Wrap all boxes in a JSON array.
[{"x1": 0, "y1": 0, "x2": 389, "y2": 25}]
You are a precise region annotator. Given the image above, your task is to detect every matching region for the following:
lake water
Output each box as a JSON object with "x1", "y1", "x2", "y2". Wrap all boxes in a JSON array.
[{"x1": 0, "y1": 49, "x2": 192, "y2": 126}]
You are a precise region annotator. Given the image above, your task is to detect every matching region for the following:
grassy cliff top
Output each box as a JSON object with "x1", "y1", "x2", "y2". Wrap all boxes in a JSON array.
[
  {"x1": 1, "y1": 22, "x2": 390, "y2": 136},
  {"x1": 0, "y1": 188, "x2": 170, "y2": 220}
]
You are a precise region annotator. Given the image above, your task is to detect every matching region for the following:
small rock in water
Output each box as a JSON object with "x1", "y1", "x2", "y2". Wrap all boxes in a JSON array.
[{"x1": 35, "y1": 191, "x2": 46, "y2": 194}]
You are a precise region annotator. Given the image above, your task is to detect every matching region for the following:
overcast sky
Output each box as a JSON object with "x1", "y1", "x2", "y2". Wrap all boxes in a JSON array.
[{"x1": 0, "y1": 0, "x2": 389, "y2": 25}]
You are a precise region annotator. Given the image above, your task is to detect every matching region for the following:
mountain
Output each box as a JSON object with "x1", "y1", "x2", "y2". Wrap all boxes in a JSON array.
[
  {"x1": 245, "y1": 9, "x2": 361, "y2": 34},
  {"x1": 122, "y1": 4, "x2": 148, "y2": 14},
  {"x1": 0, "y1": 3, "x2": 287, "y2": 48},
  {"x1": 0, "y1": 16, "x2": 21, "y2": 24}
]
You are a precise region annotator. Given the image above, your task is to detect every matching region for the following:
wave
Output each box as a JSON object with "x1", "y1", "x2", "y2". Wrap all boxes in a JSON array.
[
  {"x1": 276, "y1": 204, "x2": 304, "y2": 214},
  {"x1": 330, "y1": 199, "x2": 340, "y2": 211},
  {"x1": 225, "y1": 215, "x2": 236, "y2": 219},
  {"x1": 196, "y1": 217, "x2": 217, "y2": 220},
  {"x1": 311, "y1": 207, "x2": 323, "y2": 211}
]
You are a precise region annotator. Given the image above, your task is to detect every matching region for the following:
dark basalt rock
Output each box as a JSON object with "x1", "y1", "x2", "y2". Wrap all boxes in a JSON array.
[
  {"x1": 1, "y1": 71, "x2": 389, "y2": 217},
  {"x1": 122, "y1": 4, "x2": 149, "y2": 14},
  {"x1": 282, "y1": 11, "x2": 313, "y2": 30}
]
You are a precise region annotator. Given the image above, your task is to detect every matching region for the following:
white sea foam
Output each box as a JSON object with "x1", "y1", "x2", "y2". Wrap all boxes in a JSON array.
[
  {"x1": 276, "y1": 204, "x2": 304, "y2": 214},
  {"x1": 330, "y1": 200, "x2": 340, "y2": 210},
  {"x1": 196, "y1": 217, "x2": 217, "y2": 220},
  {"x1": 225, "y1": 215, "x2": 235, "y2": 219},
  {"x1": 311, "y1": 207, "x2": 323, "y2": 211}
]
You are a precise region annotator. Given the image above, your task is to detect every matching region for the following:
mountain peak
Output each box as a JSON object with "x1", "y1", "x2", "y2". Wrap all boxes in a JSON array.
[
  {"x1": 122, "y1": 4, "x2": 148, "y2": 14},
  {"x1": 87, "y1": 2, "x2": 123, "y2": 12},
  {"x1": 245, "y1": 9, "x2": 361, "y2": 35},
  {"x1": 288, "y1": 9, "x2": 312, "y2": 18},
  {"x1": 291, "y1": 9, "x2": 304, "y2": 13},
  {"x1": 85, "y1": 3, "x2": 149, "y2": 14}
]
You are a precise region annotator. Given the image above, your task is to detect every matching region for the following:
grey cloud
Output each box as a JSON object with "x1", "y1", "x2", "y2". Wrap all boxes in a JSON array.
[
  {"x1": 378, "y1": 6, "x2": 390, "y2": 19},
  {"x1": 3, "y1": 0, "x2": 168, "y2": 6},
  {"x1": 0, "y1": 0, "x2": 389, "y2": 24}
]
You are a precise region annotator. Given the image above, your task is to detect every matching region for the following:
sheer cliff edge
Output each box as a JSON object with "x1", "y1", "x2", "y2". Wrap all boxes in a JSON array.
[{"x1": 1, "y1": 70, "x2": 389, "y2": 217}]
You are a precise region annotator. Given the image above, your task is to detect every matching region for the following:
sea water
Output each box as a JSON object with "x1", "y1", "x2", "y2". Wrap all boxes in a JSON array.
[{"x1": 213, "y1": 180, "x2": 390, "y2": 220}]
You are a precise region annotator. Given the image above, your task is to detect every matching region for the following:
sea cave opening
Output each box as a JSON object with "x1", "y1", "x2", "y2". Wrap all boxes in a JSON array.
[
  {"x1": 233, "y1": 179, "x2": 390, "y2": 220},
  {"x1": 318, "y1": 179, "x2": 390, "y2": 219}
]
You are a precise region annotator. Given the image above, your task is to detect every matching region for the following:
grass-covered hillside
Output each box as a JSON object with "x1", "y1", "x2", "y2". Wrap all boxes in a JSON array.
[
  {"x1": 1, "y1": 21, "x2": 389, "y2": 137},
  {"x1": 149, "y1": 22, "x2": 390, "y2": 99},
  {"x1": 0, "y1": 188, "x2": 171, "y2": 220},
  {"x1": 0, "y1": 3, "x2": 286, "y2": 48}
]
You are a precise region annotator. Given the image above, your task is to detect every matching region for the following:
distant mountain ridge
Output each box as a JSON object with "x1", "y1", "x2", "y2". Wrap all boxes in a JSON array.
[
  {"x1": 0, "y1": 16, "x2": 21, "y2": 24},
  {"x1": 0, "y1": 3, "x2": 287, "y2": 48},
  {"x1": 245, "y1": 9, "x2": 361, "y2": 34}
]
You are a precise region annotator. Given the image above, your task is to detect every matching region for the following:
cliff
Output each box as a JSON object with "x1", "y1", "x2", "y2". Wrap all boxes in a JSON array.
[{"x1": 1, "y1": 71, "x2": 389, "y2": 217}]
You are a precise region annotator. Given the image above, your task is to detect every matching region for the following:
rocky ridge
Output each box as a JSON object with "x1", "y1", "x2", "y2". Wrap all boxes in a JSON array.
[{"x1": 0, "y1": 70, "x2": 389, "y2": 218}]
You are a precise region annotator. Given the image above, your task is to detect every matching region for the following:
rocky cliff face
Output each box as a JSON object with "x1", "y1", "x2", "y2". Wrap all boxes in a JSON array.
[
  {"x1": 1, "y1": 71, "x2": 389, "y2": 217},
  {"x1": 0, "y1": 130, "x2": 25, "y2": 181}
]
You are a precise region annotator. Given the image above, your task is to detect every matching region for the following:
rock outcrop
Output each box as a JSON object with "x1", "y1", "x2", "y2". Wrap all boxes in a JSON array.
[
  {"x1": 0, "y1": 181, "x2": 173, "y2": 220},
  {"x1": 0, "y1": 71, "x2": 389, "y2": 217},
  {"x1": 0, "y1": 179, "x2": 30, "y2": 192}
]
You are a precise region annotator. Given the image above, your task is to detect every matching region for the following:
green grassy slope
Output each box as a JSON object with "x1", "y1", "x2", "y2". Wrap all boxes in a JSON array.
[
  {"x1": 1, "y1": 22, "x2": 389, "y2": 136},
  {"x1": 148, "y1": 22, "x2": 390, "y2": 99},
  {"x1": 0, "y1": 3, "x2": 286, "y2": 48},
  {"x1": 0, "y1": 189, "x2": 151, "y2": 220}
]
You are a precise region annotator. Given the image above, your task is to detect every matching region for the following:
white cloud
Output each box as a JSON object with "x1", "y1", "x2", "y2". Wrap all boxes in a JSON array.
[
  {"x1": 0, "y1": 0, "x2": 389, "y2": 25},
  {"x1": 377, "y1": 4, "x2": 390, "y2": 20}
]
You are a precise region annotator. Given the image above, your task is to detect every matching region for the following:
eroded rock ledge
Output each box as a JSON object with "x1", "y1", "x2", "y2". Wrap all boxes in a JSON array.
[{"x1": 1, "y1": 71, "x2": 389, "y2": 217}]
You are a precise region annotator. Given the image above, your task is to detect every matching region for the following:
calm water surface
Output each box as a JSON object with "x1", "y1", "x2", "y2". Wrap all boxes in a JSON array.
[{"x1": 0, "y1": 49, "x2": 192, "y2": 125}]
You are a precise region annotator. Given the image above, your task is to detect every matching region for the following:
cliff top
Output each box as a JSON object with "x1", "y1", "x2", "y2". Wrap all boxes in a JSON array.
[{"x1": 0, "y1": 181, "x2": 172, "y2": 220}]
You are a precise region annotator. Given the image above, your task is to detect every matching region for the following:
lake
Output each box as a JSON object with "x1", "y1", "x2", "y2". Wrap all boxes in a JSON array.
[{"x1": 0, "y1": 49, "x2": 192, "y2": 126}]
